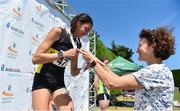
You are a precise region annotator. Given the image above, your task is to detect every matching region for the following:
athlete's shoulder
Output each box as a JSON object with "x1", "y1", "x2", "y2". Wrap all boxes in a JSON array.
[{"x1": 51, "y1": 27, "x2": 62, "y2": 34}]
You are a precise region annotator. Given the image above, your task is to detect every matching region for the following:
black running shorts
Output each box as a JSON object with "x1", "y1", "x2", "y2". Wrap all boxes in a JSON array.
[{"x1": 32, "y1": 64, "x2": 66, "y2": 93}]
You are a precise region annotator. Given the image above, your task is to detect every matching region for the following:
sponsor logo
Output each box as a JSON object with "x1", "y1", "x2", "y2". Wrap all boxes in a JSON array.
[
  {"x1": 1, "y1": 64, "x2": 5, "y2": 71},
  {"x1": 26, "y1": 87, "x2": 32, "y2": 93},
  {"x1": 32, "y1": 36, "x2": 40, "y2": 44},
  {"x1": 10, "y1": 26, "x2": 24, "y2": 35},
  {"x1": 31, "y1": 18, "x2": 44, "y2": 28},
  {"x1": 1, "y1": 64, "x2": 21, "y2": 72},
  {"x1": 36, "y1": 5, "x2": 42, "y2": 12},
  {"x1": 0, "y1": 0, "x2": 10, "y2": 4},
  {"x1": 7, "y1": 42, "x2": 19, "y2": 58},
  {"x1": 12, "y1": 6, "x2": 23, "y2": 21},
  {"x1": 2, "y1": 85, "x2": 14, "y2": 96},
  {"x1": 8, "y1": 42, "x2": 18, "y2": 54},
  {"x1": 30, "y1": 66, "x2": 36, "y2": 75},
  {"x1": 8, "y1": 46, "x2": 18, "y2": 54},
  {"x1": 31, "y1": 34, "x2": 42, "y2": 45},
  {"x1": 29, "y1": 49, "x2": 33, "y2": 56},
  {"x1": 6, "y1": 22, "x2": 10, "y2": 28},
  {"x1": 22, "y1": 0, "x2": 28, "y2": 3},
  {"x1": 6, "y1": 22, "x2": 24, "y2": 36},
  {"x1": 31, "y1": 34, "x2": 44, "y2": 46},
  {"x1": 12, "y1": 6, "x2": 22, "y2": 17},
  {"x1": 34, "y1": 5, "x2": 45, "y2": 18},
  {"x1": 1, "y1": 97, "x2": 14, "y2": 104}
]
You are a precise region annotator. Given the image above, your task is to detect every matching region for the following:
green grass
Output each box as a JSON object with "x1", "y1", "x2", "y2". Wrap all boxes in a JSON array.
[
  {"x1": 96, "y1": 106, "x2": 133, "y2": 111},
  {"x1": 174, "y1": 87, "x2": 180, "y2": 101},
  {"x1": 96, "y1": 88, "x2": 180, "y2": 111},
  {"x1": 174, "y1": 87, "x2": 180, "y2": 111},
  {"x1": 116, "y1": 95, "x2": 134, "y2": 101}
]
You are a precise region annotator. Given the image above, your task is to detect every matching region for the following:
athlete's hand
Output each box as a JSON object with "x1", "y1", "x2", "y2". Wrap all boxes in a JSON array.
[{"x1": 63, "y1": 48, "x2": 78, "y2": 58}]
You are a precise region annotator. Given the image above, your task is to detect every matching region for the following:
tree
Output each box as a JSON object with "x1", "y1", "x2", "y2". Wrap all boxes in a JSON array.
[
  {"x1": 108, "y1": 41, "x2": 135, "y2": 96},
  {"x1": 89, "y1": 31, "x2": 117, "y2": 61},
  {"x1": 109, "y1": 40, "x2": 134, "y2": 62},
  {"x1": 172, "y1": 69, "x2": 180, "y2": 87},
  {"x1": 88, "y1": 33, "x2": 136, "y2": 97}
]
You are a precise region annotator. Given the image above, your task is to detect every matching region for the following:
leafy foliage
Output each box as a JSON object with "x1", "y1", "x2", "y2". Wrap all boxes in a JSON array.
[
  {"x1": 89, "y1": 32, "x2": 136, "y2": 97},
  {"x1": 89, "y1": 31, "x2": 117, "y2": 61},
  {"x1": 109, "y1": 40, "x2": 134, "y2": 62},
  {"x1": 172, "y1": 69, "x2": 180, "y2": 87},
  {"x1": 96, "y1": 38, "x2": 117, "y2": 61},
  {"x1": 110, "y1": 89, "x2": 122, "y2": 96}
]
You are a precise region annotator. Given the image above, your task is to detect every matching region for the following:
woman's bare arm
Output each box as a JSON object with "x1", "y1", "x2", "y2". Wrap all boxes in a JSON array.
[{"x1": 32, "y1": 27, "x2": 61, "y2": 64}]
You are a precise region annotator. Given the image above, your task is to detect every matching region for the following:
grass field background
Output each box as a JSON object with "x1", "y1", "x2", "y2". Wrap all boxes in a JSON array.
[{"x1": 96, "y1": 87, "x2": 180, "y2": 111}]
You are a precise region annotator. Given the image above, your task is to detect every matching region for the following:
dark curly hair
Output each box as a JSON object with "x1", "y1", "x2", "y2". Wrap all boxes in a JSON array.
[
  {"x1": 70, "y1": 13, "x2": 93, "y2": 36},
  {"x1": 139, "y1": 26, "x2": 175, "y2": 60}
]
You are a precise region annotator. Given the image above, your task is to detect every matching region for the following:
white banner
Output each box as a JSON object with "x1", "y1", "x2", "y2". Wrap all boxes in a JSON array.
[
  {"x1": 0, "y1": 0, "x2": 89, "y2": 110},
  {"x1": 0, "y1": 71, "x2": 33, "y2": 111}
]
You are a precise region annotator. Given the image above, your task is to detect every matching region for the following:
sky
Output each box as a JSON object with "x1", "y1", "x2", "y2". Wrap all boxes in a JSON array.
[{"x1": 67, "y1": 0, "x2": 180, "y2": 70}]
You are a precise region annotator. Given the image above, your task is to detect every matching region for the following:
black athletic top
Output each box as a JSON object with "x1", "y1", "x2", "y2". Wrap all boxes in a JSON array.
[
  {"x1": 32, "y1": 28, "x2": 82, "y2": 92},
  {"x1": 36, "y1": 28, "x2": 73, "y2": 75}
]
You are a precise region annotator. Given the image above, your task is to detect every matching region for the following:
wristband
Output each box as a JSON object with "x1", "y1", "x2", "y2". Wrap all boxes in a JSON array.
[
  {"x1": 58, "y1": 50, "x2": 64, "y2": 59},
  {"x1": 90, "y1": 60, "x2": 97, "y2": 68}
]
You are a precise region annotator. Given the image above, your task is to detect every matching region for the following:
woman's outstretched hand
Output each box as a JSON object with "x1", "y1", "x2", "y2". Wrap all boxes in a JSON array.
[
  {"x1": 78, "y1": 50, "x2": 96, "y2": 62},
  {"x1": 78, "y1": 49, "x2": 108, "y2": 67}
]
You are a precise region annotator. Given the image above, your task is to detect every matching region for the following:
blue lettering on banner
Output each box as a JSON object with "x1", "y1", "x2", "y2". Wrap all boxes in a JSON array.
[
  {"x1": 0, "y1": 64, "x2": 21, "y2": 72},
  {"x1": 31, "y1": 18, "x2": 44, "y2": 31},
  {"x1": 6, "y1": 22, "x2": 24, "y2": 36},
  {"x1": 1, "y1": 64, "x2": 5, "y2": 71},
  {"x1": 11, "y1": 26, "x2": 24, "y2": 35}
]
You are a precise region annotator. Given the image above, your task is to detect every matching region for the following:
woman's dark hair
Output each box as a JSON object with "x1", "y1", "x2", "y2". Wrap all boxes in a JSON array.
[
  {"x1": 70, "y1": 13, "x2": 93, "y2": 36},
  {"x1": 139, "y1": 26, "x2": 175, "y2": 60}
]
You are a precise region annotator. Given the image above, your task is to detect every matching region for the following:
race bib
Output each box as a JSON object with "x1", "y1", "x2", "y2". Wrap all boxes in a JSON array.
[
  {"x1": 52, "y1": 57, "x2": 71, "y2": 67},
  {"x1": 48, "y1": 48, "x2": 70, "y2": 67}
]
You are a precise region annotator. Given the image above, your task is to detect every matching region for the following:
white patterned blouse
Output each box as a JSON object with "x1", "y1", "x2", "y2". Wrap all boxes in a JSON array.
[{"x1": 132, "y1": 64, "x2": 174, "y2": 111}]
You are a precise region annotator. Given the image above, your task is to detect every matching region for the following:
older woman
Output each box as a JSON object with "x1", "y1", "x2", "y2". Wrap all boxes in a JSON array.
[{"x1": 80, "y1": 26, "x2": 175, "y2": 111}]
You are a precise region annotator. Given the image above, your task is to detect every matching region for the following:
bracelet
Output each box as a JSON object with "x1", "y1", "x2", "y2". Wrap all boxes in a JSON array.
[
  {"x1": 90, "y1": 60, "x2": 97, "y2": 68},
  {"x1": 58, "y1": 50, "x2": 64, "y2": 59}
]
